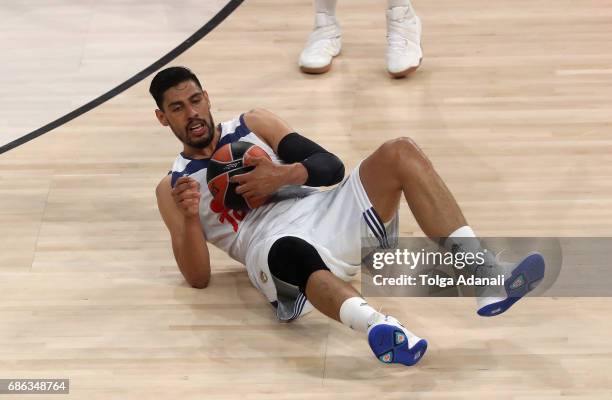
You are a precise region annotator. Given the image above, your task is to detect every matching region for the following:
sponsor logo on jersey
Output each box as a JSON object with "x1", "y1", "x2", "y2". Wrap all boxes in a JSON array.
[{"x1": 209, "y1": 198, "x2": 247, "y2": 232}]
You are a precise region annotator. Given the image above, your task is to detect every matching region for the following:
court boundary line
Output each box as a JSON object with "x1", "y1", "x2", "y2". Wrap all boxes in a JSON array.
[{"x1": 0, "y1": 0, "x2": 244, "y2": 155}]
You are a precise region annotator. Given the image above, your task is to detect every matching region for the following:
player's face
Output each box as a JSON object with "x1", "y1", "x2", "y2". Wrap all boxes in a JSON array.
[{"x1": 155, "y1": 80, "x2": 215, "y2": 150}]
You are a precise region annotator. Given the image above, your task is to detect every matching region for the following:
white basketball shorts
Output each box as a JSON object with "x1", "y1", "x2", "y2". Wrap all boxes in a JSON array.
[{"x1": 244, "y1": 161, "x2": 398, "y2": 321}]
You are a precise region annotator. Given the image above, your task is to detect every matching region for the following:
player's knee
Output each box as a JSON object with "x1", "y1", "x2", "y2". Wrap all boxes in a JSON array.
[
  {"x1": 380, "y1": 137, "x2": 432, "y2": 174},
  {"x1": 267, "y1": 236, "x2": 329, "y2": 293}
]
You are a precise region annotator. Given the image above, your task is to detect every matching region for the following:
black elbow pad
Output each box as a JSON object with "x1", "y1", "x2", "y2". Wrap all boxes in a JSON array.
[
  {"x1": 277, "y1": 132, "x2": 345, "y2": 187},
  {"x1": 301, "y1": 152, "x2": 345, "y2": 187}
]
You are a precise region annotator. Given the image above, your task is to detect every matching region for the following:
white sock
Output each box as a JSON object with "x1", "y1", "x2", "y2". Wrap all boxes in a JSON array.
[
  {"x1": 315, "y1": 0, "x2": 337, "y2": 16},
  {"x1": 444, "y1": 225, "x2": 496, "y2": 265},
  {"x1": 444, "y1": 226, "x2": 504, "y2": 307},
  {"x1": 448, "y1": 225, "x2": 477, "y2": 241},
  {"x1": 387, "y1": 0, "x2": 413, "y2": 9},
  {"x1": 339, "y1": 297, "x2": 381, "y2": 333}
]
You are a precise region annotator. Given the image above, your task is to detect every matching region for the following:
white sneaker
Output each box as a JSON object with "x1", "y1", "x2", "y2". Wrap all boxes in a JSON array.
[
  {"x1": 367, "y1": 314, "x2": 427, "y2": 366},
  {"x1": 298, "y1": 13, "x2": 342, "y2": 74},
  {"x1": 386, "y1": 6, "x2": 423, "y2": 78}
]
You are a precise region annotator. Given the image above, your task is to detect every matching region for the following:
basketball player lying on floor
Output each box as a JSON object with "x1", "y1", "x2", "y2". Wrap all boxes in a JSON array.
[{"x1": 151, "y1": 67, "x2": 545, "y2": 366}]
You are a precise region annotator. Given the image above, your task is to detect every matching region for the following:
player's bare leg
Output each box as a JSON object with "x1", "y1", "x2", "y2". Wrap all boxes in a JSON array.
[
  {"x1": 359, "y1": 137, "x2": 465, "y2": 238},
  {"x1": 305, "y1": 270, "x2": 359, "y2": 322},
  {"x1": 359, "y1": 137, "x2": 545, "y2": 316},
  {"x1": 304, "y1": 269, "x2": 427, "y2": 365}
]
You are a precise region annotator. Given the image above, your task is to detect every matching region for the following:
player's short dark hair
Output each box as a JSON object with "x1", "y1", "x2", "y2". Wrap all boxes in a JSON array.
[{"x1": 149, "y1": 66, "x2": 203, "y2": 109}]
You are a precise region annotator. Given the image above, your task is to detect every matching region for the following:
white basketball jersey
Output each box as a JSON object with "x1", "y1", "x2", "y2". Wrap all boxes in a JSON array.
[{"x1": 168, "y1": 114, "x2": 317, "y2": 265}]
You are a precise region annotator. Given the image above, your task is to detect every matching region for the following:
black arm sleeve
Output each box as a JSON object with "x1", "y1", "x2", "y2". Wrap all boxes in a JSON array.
[{"x1": 276, "y1": 132, "x2": 345, "y2": 187}]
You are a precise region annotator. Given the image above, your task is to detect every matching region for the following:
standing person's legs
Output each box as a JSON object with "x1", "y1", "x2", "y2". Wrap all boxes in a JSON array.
[
  {"x1": 298, "y1": 0, "x2": 342, "y2": 74},
  {"x1": 386, "y1": 0, "x2": 423, "y2": 78},
  {"x1": 315, "y1": 0, "x2": 337, "y2": 15}
]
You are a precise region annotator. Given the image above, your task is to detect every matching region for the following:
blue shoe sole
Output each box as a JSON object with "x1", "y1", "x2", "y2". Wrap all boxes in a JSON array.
[
  {"x1": 368, "y1": 324, "x2": 428, "y2": 366},
  {"x1": 477, "y1": 252, "x2": 545, "y2": 317}
]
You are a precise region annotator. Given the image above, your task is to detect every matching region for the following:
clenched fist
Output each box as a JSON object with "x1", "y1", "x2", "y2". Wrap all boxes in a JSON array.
[{"x1": 172, "y1": 176, "x2": 201, "y2": 218}]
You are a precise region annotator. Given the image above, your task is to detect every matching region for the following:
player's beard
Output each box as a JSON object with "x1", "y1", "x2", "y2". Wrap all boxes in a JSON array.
[{"x1": 173, "y1": 115, "x2": 215, "y2": 149}]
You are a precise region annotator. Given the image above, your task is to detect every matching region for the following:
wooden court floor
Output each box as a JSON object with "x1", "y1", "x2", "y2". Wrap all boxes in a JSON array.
[{"x1": 1, "y1": 0, "x2": 611, "y2": 398}]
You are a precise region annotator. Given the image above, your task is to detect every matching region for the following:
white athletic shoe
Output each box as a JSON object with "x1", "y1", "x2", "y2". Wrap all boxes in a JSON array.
[
  {"x1": 386, "y1": 6, "x2": 423, "y2": 78},
  {"x1": 298, "y1": 13, "x2": 342, "y2": 74},
  {"x1": 367, "y1": 314, "x2": 427, "y2": 366}
]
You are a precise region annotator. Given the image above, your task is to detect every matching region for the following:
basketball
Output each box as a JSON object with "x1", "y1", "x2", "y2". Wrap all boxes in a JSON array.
[{"x1": 206, "y1": 141, "x2": 272, "y2": 211}]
